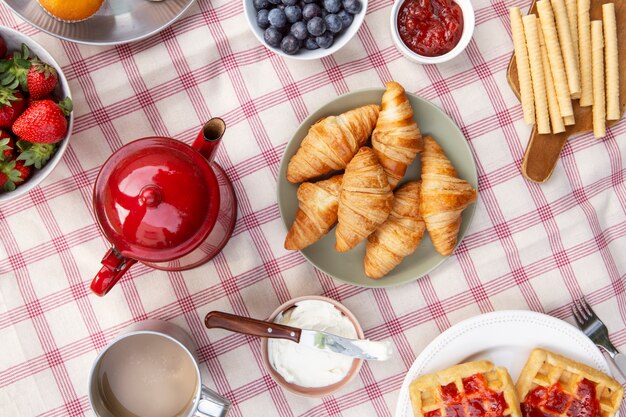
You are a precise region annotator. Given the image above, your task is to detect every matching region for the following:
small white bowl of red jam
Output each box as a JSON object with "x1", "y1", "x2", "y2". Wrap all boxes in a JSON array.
[{"x1": 390, "y1": 0, "x2": 475, "y2": 64}]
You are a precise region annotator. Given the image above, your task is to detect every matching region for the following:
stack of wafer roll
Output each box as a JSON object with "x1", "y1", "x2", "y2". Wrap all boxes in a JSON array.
[{"x1": 509, "y1": 0, "x2": 620, "y2": 138}]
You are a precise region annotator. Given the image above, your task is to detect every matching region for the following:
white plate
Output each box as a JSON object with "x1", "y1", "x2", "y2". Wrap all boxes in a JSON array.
[
  {"x1": 395, "y1": 310, "x2": 612, "y2": 417},
  {"x1": 3, "y1": 0, "x2": 196, "y2": 45}
]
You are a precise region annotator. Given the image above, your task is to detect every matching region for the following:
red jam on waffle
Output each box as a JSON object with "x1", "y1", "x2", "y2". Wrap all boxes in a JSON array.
[
  {"x1": 521, "y1": 379, "x2": 600, "y2": 417},
  {"x1": 425, "y1": 374, "x2": 509, "y2": 417}
]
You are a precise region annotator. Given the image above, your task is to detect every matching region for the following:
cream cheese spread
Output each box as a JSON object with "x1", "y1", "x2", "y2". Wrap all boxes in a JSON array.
[{"x1": 268, "y1": 300, "x2": 357, "y2": 388}]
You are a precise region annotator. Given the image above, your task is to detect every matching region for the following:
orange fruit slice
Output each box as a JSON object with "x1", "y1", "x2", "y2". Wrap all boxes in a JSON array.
[{"x1": 37, "y1": 0, "x2": 104, "y2": 22}]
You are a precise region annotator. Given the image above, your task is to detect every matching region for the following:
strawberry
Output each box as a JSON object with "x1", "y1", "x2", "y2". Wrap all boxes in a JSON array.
[
  {"x1": 13, "y1": 159, "x2": 30, "y2": 182},
  {"x1": 27, "y1": 58, "x2": 57, "y2": 99},
  {"x1": 0, "y1": 159, "x2": 29, "y2": 192},
  {"x1": 0, "y1": 88, "x2": 26, "y2": 128},
  {"x1": 12, "y1": 97, "x2": 72, "y2": 144},
  {"x1": 27, "y1": 94, "x2": 52, "y2": 107},
  {"x1": 0, "y1": 130, "x2": 14, "y2": 160},
  {"x1": 16, "y1": 140, "x2": 57, "y2": 169}
]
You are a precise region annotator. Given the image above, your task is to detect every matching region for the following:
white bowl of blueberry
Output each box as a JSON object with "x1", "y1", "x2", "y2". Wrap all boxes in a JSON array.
[{"x1": 245, "y1": 0, "x2": 367, "y2": 58}]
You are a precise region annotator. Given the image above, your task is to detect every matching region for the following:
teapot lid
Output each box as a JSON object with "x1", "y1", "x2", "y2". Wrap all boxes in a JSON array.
[{"x1": 93, "y1": 137, "x2": 220, "y2": 262}]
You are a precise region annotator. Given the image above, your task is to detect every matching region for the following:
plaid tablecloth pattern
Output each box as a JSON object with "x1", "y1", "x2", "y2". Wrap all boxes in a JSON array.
[{"x1": 0, "y1": 0, "x2": 624, "y2": 416}]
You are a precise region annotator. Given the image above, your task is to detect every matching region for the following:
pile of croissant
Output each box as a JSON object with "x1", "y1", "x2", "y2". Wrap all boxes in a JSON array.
[{"x1": 284, "y1": 81, "x2": 478, "y2": 279}]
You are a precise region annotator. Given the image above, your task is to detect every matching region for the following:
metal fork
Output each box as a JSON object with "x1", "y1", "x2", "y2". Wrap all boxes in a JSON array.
[{"x1": 571, "y1": 298, "x2": 626, "y2": 380}]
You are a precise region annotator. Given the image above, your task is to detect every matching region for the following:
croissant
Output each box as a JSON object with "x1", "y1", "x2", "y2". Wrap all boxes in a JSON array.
[
  {"x1": 284, "y1": 175, "x2": 343, "y2": 250},
  {"x1": 420, "y1": 136, "x2": 477, "y2": 256},
  {"x1": 336, "y1": 147, "x2": 393, "y2": 252},
  {"x1": 364, "y1": 181, "x2": 426, "y2": 278},
  {"x1": 372, "y1": 81, "x2": 423, "y2": 189},
  {"x1": 286, "y1": 104, "x2": 380, "y2": 183}
]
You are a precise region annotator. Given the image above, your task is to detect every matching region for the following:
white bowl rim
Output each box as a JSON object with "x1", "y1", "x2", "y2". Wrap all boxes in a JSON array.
[
  {"x1": 0, "y1": 26, "x2": 73, "y2": 204},
  {"x1": 243, "y1": 0, "x2": 369, "y2": 60},
  {"x1": 389, "y1": 0, "x2": 475, "y2": 64}
]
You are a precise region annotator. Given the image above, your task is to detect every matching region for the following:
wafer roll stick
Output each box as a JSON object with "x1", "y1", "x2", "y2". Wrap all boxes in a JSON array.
[
  {"x1": 511, "y1": 7, "x2": 535, "y2": 124},
  {"x1": 551, "y1": 0, "x2": 581, "y2": 97},
  {"x1": 591, "y1": 20, "x2": 605, "y2": 138},
  {"x1": 603, "y1": 3, "x2": 620, "y2": 120},
  {"x1": 523, "y1": 15, "x2": 551, "y2": 134},
  {"x1": 577, "y1": 0, "x2": 592, "y2": 106},
  {"x1": 537, "y1": 0, "x2": 574, "y2": 117},
  {"x1": 563, "y1": 115, "x2": 576, "y2": 125},
  {"x1": 565, "y1": 0, "x2": 580, "y2": 98},
  {"x1": 539, "y1": 28, "x2": 566, "y2": 133}
]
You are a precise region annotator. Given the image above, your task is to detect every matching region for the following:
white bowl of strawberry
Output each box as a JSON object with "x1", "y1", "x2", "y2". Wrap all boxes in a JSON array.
[{"x1": 0, "y1": 26, "x2": 73, "y2": 203}]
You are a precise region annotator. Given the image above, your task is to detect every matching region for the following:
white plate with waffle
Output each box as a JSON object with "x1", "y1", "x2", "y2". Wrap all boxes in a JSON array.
[{"x1": 395, "y1": 310, "x2": 619, "y2": 417}]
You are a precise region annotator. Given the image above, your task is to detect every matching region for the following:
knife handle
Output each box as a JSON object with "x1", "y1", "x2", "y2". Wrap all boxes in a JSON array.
[{"x1": 205, "y1": 311, "x2": 301, "y2": 343}]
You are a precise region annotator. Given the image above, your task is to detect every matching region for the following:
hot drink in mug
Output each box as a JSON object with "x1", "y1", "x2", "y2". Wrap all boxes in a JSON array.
[{"x1": 88, "y1": 320, "x2": 229, "y2": 417}]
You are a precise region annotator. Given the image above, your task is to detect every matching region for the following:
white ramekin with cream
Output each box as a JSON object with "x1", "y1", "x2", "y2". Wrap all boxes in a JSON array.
[
  {"x1": 268, "y1": 300, "x2": 358, "y2": 388},
  {"x1": 261, "y1": 296, "x2": 366, "y2": 397}
]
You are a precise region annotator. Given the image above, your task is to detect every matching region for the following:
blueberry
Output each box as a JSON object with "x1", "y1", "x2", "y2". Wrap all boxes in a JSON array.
[
  {"x1": 324, "y1": 13, "x2": 342, "y2": 33},
  {"x1": 302, "y1": 3, "x2": 322, "y2": 20},
  {"x1": 316, "y1": 32, "x2": 334, "y2": 48},
  {"x1": 282, "y1": 0, "x2": 297, "y2": 5},
  {"x1": 337, "y1": 9, "x2": 353, "y2": 28},
  {"x1": 342, "y1": 0, "x2": 362, "y2": 14},
  {"x1": 264, "y1": 26, "x2": 283, "y2": 47},
  {"x1": 280, "y1": 34, "x2": 300, "y2": 54},
  {"x1": 323, "y1": 0, "x2": 341, "y2": 13},
  {"x1": 290, "y1": 21, "x2": 308, "y2": 40},
  {"x1": 268, "y1": 0, "x2": 282, "y2": 5},
  {"x1": 284, "y1": 5, "x2": 302, "y2": 22},
  {"x1": 268, "y1": 8, "x2": 288, "y2": 27},
  {"x1": 305, "y1": 36, "x2": 320, "y2": 49},
  {"x1": 257, "y1": 9, "x2": 271, "y2": 28},
  {"x1": 307, "y1": 16, "x2": 326, "y2": 36},
  {"x1": 254, "y1": 0, "x2": 271, "y2": 9}
]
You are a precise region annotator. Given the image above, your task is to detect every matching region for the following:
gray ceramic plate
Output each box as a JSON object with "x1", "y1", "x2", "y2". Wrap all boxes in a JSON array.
[
  {"x1": 277, "y1": 88, "x2": 478, "y2": 288},
  {"x1": 3, "y1": 0, "x2": 196, "y2": 45}
]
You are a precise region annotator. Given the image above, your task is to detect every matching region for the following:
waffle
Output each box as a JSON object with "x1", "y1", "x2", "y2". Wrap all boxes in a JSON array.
[
  {"x1": 516, "y1": 348, "x2": 623, "y2": 417},
  {"x1": 410, "y1": 360, "x2": 523, "y2": 417}
]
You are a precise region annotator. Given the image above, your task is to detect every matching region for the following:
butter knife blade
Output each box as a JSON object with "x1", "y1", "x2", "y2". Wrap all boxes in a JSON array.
[{"x1": 298, "y1": 329, "x2": 391, "y2": 361}]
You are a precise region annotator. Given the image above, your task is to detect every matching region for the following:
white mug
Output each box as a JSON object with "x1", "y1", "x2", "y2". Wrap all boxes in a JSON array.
[{"x1": 88, "y1": 320, "x2": 230, "y2": 417}]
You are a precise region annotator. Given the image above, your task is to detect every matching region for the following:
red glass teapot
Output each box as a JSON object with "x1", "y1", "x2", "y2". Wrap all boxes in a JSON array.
[{"x1": 91, "y1": 118, "x2": 237, "y2": 296}]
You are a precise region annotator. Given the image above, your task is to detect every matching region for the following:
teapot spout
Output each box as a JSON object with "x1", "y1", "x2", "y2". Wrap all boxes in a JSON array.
[{"x1": 193, "y1": 118, "x2": 226, "y2": 163}]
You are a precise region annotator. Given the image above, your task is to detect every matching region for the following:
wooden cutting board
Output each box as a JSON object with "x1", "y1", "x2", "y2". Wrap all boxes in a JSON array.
[{"x1": 507, "y1": 0, "x2": 625, "y2": 183}]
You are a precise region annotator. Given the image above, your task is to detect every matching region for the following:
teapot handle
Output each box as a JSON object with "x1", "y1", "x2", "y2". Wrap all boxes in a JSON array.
[{"x1": 90, "y1": 248, "x2": 137, "y2": 296}]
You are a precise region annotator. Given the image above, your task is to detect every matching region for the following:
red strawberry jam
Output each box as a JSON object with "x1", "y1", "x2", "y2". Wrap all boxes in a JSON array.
[
  {"x1": 567, "y1": 379, "x2": 601, "y2": 417},
  {"x1": 521, "y1": 379, "x2": 600, "y2": 417},
  {"x1": 435, "y1": 374, "x2": 509, "y2": 417},
  {"x1": 397, "y1": 0, "x2": 464, "y2": 57}
]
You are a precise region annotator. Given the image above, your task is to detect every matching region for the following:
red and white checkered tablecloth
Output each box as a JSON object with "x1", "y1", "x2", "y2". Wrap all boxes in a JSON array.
[{"x1": 0, "y1": 0, "x2": 624, "y2": 415}]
